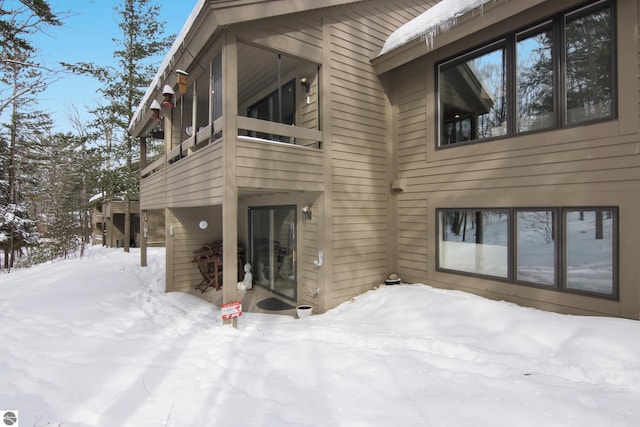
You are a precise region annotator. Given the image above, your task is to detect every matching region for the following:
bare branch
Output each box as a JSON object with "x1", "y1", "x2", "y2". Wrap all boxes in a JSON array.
[{"x1": 0, "y1": 56, "x2": 55, "y2": 72}]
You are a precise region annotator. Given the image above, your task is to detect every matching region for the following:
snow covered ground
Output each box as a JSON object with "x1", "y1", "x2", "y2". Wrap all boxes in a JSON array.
[{"x1": 1, "y1": 246, "x2": 639, "y2": 426}]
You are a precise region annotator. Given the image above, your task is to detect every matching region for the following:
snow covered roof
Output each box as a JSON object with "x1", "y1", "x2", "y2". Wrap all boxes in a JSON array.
[
  {"x1": 88, "y1": 192, "x2": 128, "y2": 204},
  {"x1": 378, "y1": 0, "x2": 491, "y2": 56},
  {"x1": 88, "y1": 192, "x2": 106, "y2": 204}
]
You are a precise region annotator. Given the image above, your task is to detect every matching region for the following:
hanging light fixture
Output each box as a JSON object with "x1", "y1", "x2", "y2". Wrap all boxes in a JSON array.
[
  {"x1": 162, "y1": 85, "x2": 175, "y2": 108},
  {"x1": 150, "y1": 99, "x2": 162, "y2": 120}
]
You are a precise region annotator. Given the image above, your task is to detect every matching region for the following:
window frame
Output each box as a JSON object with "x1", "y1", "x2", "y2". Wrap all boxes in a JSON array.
[
  {"x1": 435, "y1": 206, "x2": 619, "y2": 300},
  {"x1": 435, "y1": 0, "x2": 616, "y2": 149}
]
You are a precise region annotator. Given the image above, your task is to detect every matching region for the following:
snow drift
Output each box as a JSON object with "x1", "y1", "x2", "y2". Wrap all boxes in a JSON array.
[{"x1": 1, "y1": 246, "x2": 639, "y2": 426}]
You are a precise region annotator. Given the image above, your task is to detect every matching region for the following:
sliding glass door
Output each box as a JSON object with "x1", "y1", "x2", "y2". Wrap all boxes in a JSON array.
[{"x1": 249, "y1": 206, "x2": 297, "y2": 300}]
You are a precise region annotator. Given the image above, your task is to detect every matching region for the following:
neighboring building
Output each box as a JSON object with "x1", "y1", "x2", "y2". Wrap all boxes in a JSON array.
[
  {"x1": 90, "y1": 199, "x2": 165, "y2": 248},
  {"x1": 90, "y1": 197, "x2": 142, "y2": 248},
  {"x1": 130, "y1": 0, "x2": 640, "y2": 319}
]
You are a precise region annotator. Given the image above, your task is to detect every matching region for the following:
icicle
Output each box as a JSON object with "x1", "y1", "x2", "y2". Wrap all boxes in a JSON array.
[
  {"x1": 379, "y1": 0, "x2": 494, "y2": 56},
  {"x1": 421, "y1": 29, "x2": 437, "y2": 52}
]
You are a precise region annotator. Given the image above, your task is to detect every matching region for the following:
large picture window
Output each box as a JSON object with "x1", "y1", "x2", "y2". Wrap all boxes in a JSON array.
[
  {"x1": 437, "y1": 207, "x2": 618, "y2": 299},
  {"x1": 438, "y1": 0, "x2": 615, "y2": 146}
]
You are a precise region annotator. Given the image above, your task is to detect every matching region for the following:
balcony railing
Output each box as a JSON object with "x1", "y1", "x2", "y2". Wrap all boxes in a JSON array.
[
  {"x1": 167, "y1": 117, "x2": 224, "y2": 163},
  {"x1": 237, "y1": 116, "x2": 322, "y2": 148},
  {"x1": 140, "y1": 116, "x2": 321, "y2": 179}
]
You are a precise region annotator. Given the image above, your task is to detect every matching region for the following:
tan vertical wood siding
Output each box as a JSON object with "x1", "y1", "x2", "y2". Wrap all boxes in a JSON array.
[
  {"x1": 326, "y1": 1, "x2": 428, "y2": 307},
  {"x1": 145, "y1": 210, "x2": 165, "y2": 247},
  {"x1": 169, "y1": 205, "x2": 224, "y2": 292},
  {"x1": 394, "y1": 61, "x2": 429, "y2": 283},
  {"x1": 300, "y1": 201, "x2": 320, "y2": 305},
  {"x1": 235, "y1": 139, "x2": 324, "y2": 191},
  {"x1": 329, "y1": 12, "x2": 390, "y2": 304},
  {"x1": 240, "y1": 15, "x2": 324, "y2": 54},
  {"x1": 140, "y1": 170, "x2": 166, "y2": 210},
  {"x1": 166, "y1": 142, "x2": 224, "y2": 208}
]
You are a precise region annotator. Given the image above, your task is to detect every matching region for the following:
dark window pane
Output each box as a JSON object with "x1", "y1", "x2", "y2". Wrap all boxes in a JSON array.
[
  {"x1": 516, "y1": 210, "x2": 556, "y2": 286},
  {"x1": 247, "y1": 79, "x2": 296, "y2": 141},
  {"x1": 442, "y1": 117, "x2": 472, "y2": 144},
  {"x1": 247, "y1": 81, "x2": 295, "y2": 125},
  {"x1": 517, "y1": 24, "x2": 554, "y2": 132},
  {"x1": 439, "y1": 44, "x2": 507, "y2": 145},
  {"x1": 565, "y1": 209, "x2": 616, "y2": 295},
  {"x1": 438, "y1": 210, "x2": 509, "y2": 278},
  {"x1": 212, "y1": 52, "x2": 223, "y2": 122},
  {"x1": 565, "y1": 3, "x2": 613, "y2": 124}
]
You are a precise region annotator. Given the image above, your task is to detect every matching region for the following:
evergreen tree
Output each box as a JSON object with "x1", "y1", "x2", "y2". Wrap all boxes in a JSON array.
[
  {"x1": 62, "y1": 0, "x2": 173, "y2": 253},
  {"x1": 0, "y1": 0, "x2": 60, "y2": 269},
  {"x1": 0, "y1": 50, "x2": 52, "y2": 270},
  {"x1": 0, "y1": 200, "x2": 38, "y2": 270},
  {"x1": 28, "y1": 132, "x2": 99, "y2": 261},
  {"x1": 0, "y1": 0, "x2": 60, "y2": 52},
  {"x1": 0, "y1": 0, "x2": 61, "y2": 114}
]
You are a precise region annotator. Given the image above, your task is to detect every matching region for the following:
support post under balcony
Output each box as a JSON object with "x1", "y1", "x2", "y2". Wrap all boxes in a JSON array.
[
  {"x1": 140, "y1": 136, "x2": 147, "y2": 268},
  {"x1": 221, "y1": 31, "x2": 240, "y2": 325}
]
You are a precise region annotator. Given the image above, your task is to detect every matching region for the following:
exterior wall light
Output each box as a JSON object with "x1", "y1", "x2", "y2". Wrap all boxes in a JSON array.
[
  {"x1": 300, "y1": 77, "x2": 310, "y2": 93},
  {"x1": 302, "y1": 204, "x2": 312, "y2": 220},
  {"x1": 198, "y1": 220, "x2": 209, "y2": 230}
]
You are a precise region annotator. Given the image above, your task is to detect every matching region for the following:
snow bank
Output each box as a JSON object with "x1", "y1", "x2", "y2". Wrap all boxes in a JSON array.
[{"x1": 1, "y1": 246, "x2": 639, "y2": 426}]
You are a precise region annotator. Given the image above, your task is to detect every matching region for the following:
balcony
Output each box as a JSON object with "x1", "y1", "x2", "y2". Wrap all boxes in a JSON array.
[{"x1": 139, "y1": 40, "x2": 324, "y2": 208}]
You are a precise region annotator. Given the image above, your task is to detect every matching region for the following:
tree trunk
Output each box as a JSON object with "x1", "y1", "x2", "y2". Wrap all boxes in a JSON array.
[
  {"x1": 475, "y1": 212, "x2": 483, "y2": 244},
  {"x1": 595, "y1": 211, "x2": 603, "y2": 240},
  {"x1": 124, "y1": 197, "x2": 131, "y2": 252}
]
